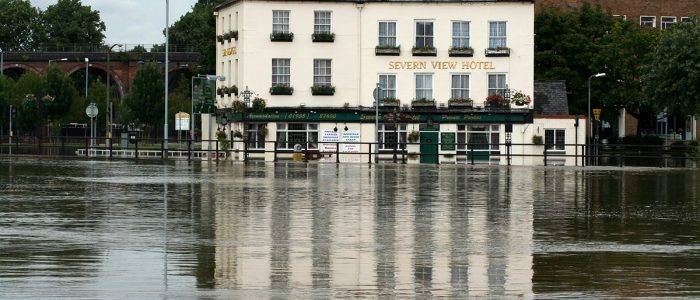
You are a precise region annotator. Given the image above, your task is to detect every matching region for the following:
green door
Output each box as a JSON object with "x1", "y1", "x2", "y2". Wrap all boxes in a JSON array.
[{"x1": 420, "y1": 131, "x2": 439, "y2": 164}]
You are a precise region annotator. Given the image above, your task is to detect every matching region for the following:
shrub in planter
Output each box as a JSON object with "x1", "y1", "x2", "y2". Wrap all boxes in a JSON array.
[
  {"x1": 312, "y1": 32, "x2": 335, "y2": 42},
  {"x1": 233, "y1": 130, "x2": 244, "y2": 139},
  {"x1": 229, "y1": 85, "x2": 238, "y2": 96},
  {"x1": 408, "y1": 131, "x2": 420, "y2": 143},
  {"x1": 270, "y1": 84, "x2": 293, "y2": 95},
  {"x1": 382, "y1": 98, "x2": 400, "y2": 107},
  {"x1": 311, "y1": 85, "x2": 335, "y2": 95},
  {"x1": 270, "y1": 32, "x2": 294, "y2": 42},
  {"x1": 232, "y1": 99, "x2": 245, "y2": 113},
  {"x1": 448, "y1": 98, "x2": 473, "y2": 107},
  {"x1": 485, "y1": 93, "x2": 506, "y2": 107},
  {"x1": 532, "y1": 135, "x2": 543, "y2": 145},
  {"x1": 216, "y1": 87, "x2": 225, "y2": 97},
  {"x1": 252, "y1": 97, "x2": 266, "y2": 111},
  {"x1": 217, "y1": 130, "x2": 230, "y2": 151}
]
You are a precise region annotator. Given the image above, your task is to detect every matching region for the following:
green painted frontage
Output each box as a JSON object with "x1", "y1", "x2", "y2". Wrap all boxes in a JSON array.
[{"x1": 420, "y1": 131, "x2": 439, "y2": 164}]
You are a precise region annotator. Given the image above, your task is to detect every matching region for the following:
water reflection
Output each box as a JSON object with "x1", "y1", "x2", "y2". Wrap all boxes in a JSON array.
[{"x1": 1, "y1": 158, "x2": 699, "y2": 298}]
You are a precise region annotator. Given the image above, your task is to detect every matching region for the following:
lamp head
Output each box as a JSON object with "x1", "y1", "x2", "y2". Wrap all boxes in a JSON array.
[
  {"x1": 595, "y1": 73, "x2": 606, "y2": 77},
  {"x1": 85, "y1": 58, "x2": 89, "y2": 62}
]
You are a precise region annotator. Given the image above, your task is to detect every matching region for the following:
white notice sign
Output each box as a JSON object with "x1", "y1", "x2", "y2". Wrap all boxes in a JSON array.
[
  {"x1": 341, "y1": 130, "x2": 361, "y2": 163},
  {"x1": 320, "y1": 129, "x2": 340, "y2": 162},
  {"x1": 175, "y1": 112, "x2": 190, "y2": 131}
]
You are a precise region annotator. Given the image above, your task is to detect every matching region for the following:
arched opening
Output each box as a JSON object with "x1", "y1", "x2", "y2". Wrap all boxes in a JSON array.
[{"x1": 2, "y1": 65, "x2": 38, "y2": 81}]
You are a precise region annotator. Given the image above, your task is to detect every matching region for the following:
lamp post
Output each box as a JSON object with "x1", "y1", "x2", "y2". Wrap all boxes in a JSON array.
[
  {"x1": 84, "y1": 58, "x2": 89, "y2": 98},
  {"x1": 374, "y1": 83, "x2": 382, "y2": 162},
  {"x1": 106, "y1": 44, "x2": 122, "y2": 147},
  {"x1": 241, "y1": 86, "x2": 255, "y2": 161},
  {"x1": 164, "y1": 0, "x2": 170, "y2": 150},
  {"x1": 588, "y1": 73, "x2": 606, "y2": 141},
  {"x1": 191, "y1": 74, "x2": 225, "y2": 149},
  {"x1": 1, "y1": 47, "x2": 4, "y2": 76}
]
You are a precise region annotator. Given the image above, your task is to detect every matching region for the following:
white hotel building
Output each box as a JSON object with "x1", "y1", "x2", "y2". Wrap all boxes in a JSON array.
[{"x1": 208, "y1": 0, "x2": 585, "y2": 165}]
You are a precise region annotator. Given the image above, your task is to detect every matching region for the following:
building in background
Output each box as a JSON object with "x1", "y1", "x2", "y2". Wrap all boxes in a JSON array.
[{"x1": 205, "y1": 0, "x2": 585, "y2": 165}]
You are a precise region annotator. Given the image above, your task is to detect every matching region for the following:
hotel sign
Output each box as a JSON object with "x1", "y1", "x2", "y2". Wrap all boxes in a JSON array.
[
  {"x1": 223, "y1": 47, "x2": 237, "y2": 56},
  {"x1": 233, "y1": 111, "x2": 529, "y2": 123},
  {"x1": 388, "y1": 61, "x2": 496, "y2": 70}
]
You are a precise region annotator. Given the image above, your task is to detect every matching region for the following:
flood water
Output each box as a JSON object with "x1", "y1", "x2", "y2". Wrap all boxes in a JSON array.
[{"x1": 1, "y1": 158, "x2": 699, "y2": 299}]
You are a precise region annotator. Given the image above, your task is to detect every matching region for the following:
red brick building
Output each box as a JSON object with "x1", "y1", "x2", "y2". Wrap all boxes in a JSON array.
[{"x1": 536, "y1": 0, "x2": 699, "y2": 29}]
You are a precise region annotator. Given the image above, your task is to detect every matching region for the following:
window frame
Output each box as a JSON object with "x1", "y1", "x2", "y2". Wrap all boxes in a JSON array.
[
  {"x1": 314, "y1": 11, "x2": 332, "y2": 34},
  {"x1": 640, "y1": 16, "x2": 656, "y2": 28},
  {"x1": 661, "y1": 16, "x2": 677, "y2": 30},
  {"x1": 272, "y1": 10, "x2": 290, "y2": 33},
  {"x1": 275, "y1": 123, "x2": 319, "y2": 150},
  {"x1": 457, "y1": 124, "x2": 501, "y2": 151},
  {"x1": 488, "y1": 21, "x2": 507, "y2": 48},
  {"x1": 487, "y1": 73, "x2": 508, "y2": 96},
  {"x1": 545, "y1": 129, "x2": 566, "y2": 152},
  {"x1": 378, "y1": 21, "x2": 397, "y2": 47},
  {"x1": 414, "y1": 73, "x2": 434, "y2": 100},
  {"x1": 450, "y1": 73, "x2": 470, "y2": 100},
  {"x1": 451, "y1": 21, "x2": 470, "y2": 48},
  {"x1": 378, "y1": 123, "x2": 408, "y2": 150},
  {"x1": 271, "y1": 58, "x2": 291, "y2": 87},
  {"x1": 245, "y1": 123, "x2": 267, "y2": 150},
  {"x1": 612, "y1": 15, "x2": 627, "y2": 21},
  {"x1": 313, "y1": 59, "x2": 332, "y2": 87},
  {"x1": 681, "y1": 17, "x2": 692, "y2": 23},
  {"x1": 414, "y1": 20, "x2": 435, "y2": 48},
  {"x1": 378, "y1": 74, "x2": 397, "y2": 100}
]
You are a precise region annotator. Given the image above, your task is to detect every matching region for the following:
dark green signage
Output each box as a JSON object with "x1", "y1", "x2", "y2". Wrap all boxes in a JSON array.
[{"x1": 440, "y1": 132, "x2": 456, "y2": 151}]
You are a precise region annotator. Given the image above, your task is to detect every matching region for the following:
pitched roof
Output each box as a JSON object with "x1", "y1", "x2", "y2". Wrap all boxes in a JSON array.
[
  {"x1": 216, "y1": 0, "x2": 534, "y2": 11},
  {"x1": 534, "y1": 80, "x2": 570, "y2": 115}
]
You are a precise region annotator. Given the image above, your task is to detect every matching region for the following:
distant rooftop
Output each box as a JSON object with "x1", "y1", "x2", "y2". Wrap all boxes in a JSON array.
[
  {"x1": 216, "y1": 0, "x2": 534, "y2": 11},
  {"x1": 534, "y1": 80, "x2": 570, "y2": 116}
]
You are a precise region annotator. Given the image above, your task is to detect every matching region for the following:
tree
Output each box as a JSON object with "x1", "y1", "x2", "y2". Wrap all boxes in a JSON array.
[
  {"x1": 44, "y1": 64, "x2": 79, "y2": 121},
  {"x1": 122, "y1": 62, "x2": 165, "y2": 136},
  {"x1": 0, "y1": 75, "x2": 16, "y2": 129},
  {"x1": 10, "y1": 72, "x2": 46, "y2": 134},
  {"x1": 0, "y1": 0, "x2": 42, "y2": 50},
  {"x1": 40, "y1": 0, "x2": 105, "y2": 48},
  {"x1": 644, "y1": 20, "x2": 700, "y2": 116},
  {"x1": 167, "y1": 1, "x2": 228, "y2": 74}
]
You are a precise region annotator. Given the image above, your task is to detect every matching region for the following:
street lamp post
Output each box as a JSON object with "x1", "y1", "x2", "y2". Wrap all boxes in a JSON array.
[
  {"x1": 164, "y1": 0, "x2": 170, "y2": 151},
  {"x1": 190, "y1": 74, "x2": 225, "y2": 149},
  {"x1": 241, "y1": 86, "x2": 254, "y2": 161},
  {"x1": 1, "y1": 47, "x2": 4, "y2": 76},
  {"x1": 588, "y1": 73, "x2": 606, "y2": 141},
  {"x1": 106, "y1": 44, "x2": 122, "y2": 147},
  {"x1": 374, "y1": 83, "x2": 382, "y2": 162},
  {"x1": 84, "y1": 58, "x2": 89, "y2": 98}
]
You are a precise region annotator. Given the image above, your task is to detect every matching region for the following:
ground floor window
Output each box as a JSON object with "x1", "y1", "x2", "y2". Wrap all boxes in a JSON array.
[
  {"x1": 276, "y1": 123, "x2": 319, "y2": 150},
  {"x1": 457, "y1": 124, "x2": 500, "y2": 150},
  {"x1": 545, "y1": 129, "x2": 565, "y2": 151},
  {"x1": 245, "y1": 123, "x2": 266, "y2": 149},
  {"x1": 378, "y1": 123, "x2": 407, "y2": 150}
]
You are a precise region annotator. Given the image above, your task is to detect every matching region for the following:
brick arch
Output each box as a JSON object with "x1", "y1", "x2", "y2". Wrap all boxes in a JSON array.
[
  {"x1": 66, "y1": 63, "x2": 126, "y2": 99},
  {"x1": 1, "y1": 63, "x2": 41, "y2": 76}
]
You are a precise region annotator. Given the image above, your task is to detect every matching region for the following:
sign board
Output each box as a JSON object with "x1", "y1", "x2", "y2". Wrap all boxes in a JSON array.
[
  {"x1": 592, "y1": 108, "x2": 602, "y2": 121},
  {"x1": 85, "y1": 103, "x2": 98, "y2": 118},
  {"x1": 320, "y1": 129, "x2": 340, "y2": 162},
  {"x1": 440, "y1": 132, "x2": 456, "y2": 151},
  {"x1": 175, "y1": 112, "x2": 190, "y2": 131},
  {"x1": 340, "y1": 130, "x2": 361, "y2": 163}
]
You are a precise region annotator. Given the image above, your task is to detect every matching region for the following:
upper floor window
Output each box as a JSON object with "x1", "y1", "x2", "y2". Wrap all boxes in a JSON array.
[
  {"x1": 378, "y1": 74, "x2": 397, "y2": 99},
  {"x1": 415, "y1": 73, "x2": 433, "y2": 100},
  {"x1": 272, "y1": 58, "x2": 291, "y2": 86},
  {"x1": 415, "y1": 21, "x2": 434, "y2": 48},
  {"x1": 313, "y1": 59, "x2": 332, "y2": 86},
  {"x1": 273, "y1": 10, "x2": 290, "y2": 33},
  {"x1": 314, "y1": 11, "x2": 331, "y2": 34},
  {"x1": 451, "y1": 74, "x2": 470, "y2": 100},
  {"x1": 681, "y1": 17, "x2": 693, "y2": 23},
  {"x1": 488, "y1": 21, "x2": 507, "y2": 48},
  {"x1": 378, "y1": 21, "x2": 397, "y2": 47},
  {"x1": 661, "y1": 16, "x2": 677, "y2": 29},
  {"x1": 640, "y1": 16, "x2": 656, "y2": 28},
  {"x1": 452, "y1": 21, "x2": 470, "y2": 48},
  {"x1": 488, "y1": 74, "x2": 507, "y2": 96}
]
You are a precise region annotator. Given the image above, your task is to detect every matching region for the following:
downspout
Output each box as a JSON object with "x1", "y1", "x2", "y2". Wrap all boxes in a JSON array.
[{"x1": 356, "y1": 1, "x2": 364, "y2": 107}]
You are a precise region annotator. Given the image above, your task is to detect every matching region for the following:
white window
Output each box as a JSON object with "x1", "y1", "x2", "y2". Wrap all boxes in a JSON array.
[
  {"x1": 415, "y1": 74, "x2": 433, "y2": 100},
  {"x1": 276, "y1": 123, "x2": 319, "y2": 150},
  {"x1": 313, "y1": 59, "x2": 331, "y2": 86},
  {"x1": 378, "y1": 74, "x2": 397, "y2": 100},
  {"x1": 545, "y1": 129, "x2": 565, "y2": 151},
  {"x1": 681, "y1": 17, "x2": 692, "y2": 23},
  {"x1": 640, "y1": 16, "x2": 656, "y2": 28},
  {"x1": 272, "y1": 58, "x2": 290, "y2": 86},
  {"x1": 661, "y1": 16, "x2": 677, "y2": 29},
  {"x1": 613, "y1": 15, "x2": 627, "y2": 21},
  {"x1": 378, "y1": 21, "x2": 397, "y2": 47},
  {"x1": 246, "y1": 123, "x2": 266, "y2": 149},
  {"x1": 457, "y1": 125, "x2": 500, "y2": 151},
  {"x1": 452, "y1": 21, "x2": 470, "y2": 48},
  {"x1": 314, "y1": 11, "x2": 331, "y2": 34},
  {"x1": 378, "y1": 124, "x2": 407, "y2": 150},
  {"x1": 451, "y1": 74, "x2": 470, "y2": 100},
  {"x1": 488, "y1": 73, "x2": 507, "y2": 96},
  {"x1": 488, "y1": 21, "x2": 507, "y2": 48},
  {"x1": 272, "y1": 10, "x2": 290, "y2": 33},
  {"x1": 415, "y1": 21, "x2": 434, "y2": 48}
]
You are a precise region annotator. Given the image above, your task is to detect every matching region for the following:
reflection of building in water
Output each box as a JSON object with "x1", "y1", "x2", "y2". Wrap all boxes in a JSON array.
[{"x1": 207, "y1": 164, "x2": 533, "y2": 297}]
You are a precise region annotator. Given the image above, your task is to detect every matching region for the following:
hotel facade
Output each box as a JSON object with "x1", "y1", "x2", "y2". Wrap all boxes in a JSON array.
[{"x1": 207, "y1": 0, "x2": 585, "y2": 165}]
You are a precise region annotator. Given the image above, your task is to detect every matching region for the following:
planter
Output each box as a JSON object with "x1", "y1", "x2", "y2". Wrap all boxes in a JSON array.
[
  {"x1": 382, "y1": 99, "x2": 401, "y2": 107},
  {"x1": 485, "y1": 47, "x2": 511, "y2": 57},
  {"x1": 229, "y1": 85, "x2": 238, "y2": 96},
  {"x1": 375, "y1": 46, "x2": 401, "y2": 56},
  {"x1": 448, "y1": 47, "x2": 474, "y2": 57},
  {"x1": 270, "y1": 85, "x2": 294, "y2": 95},
  {"x1": 448, "y1": 99, "x2": 473, "y2": 108},
  {"x1": 270, "y1": 32, "x2": 294, "y2": 42},
  {"x1": 412, "y1": 46, "x2": 437, "y2": 56},
  {"x1": 312, "y1": 32, "x2": 335, "y2": 42},
  {"x1": 216, "y1": 35, "x2": 224, "y2": 44},
  {"x1": 411, "y1": 99, "x2": 436, "y2": 108},
  {"x1": 311, "y1": 85, "x2": 335, "y2": 95}
]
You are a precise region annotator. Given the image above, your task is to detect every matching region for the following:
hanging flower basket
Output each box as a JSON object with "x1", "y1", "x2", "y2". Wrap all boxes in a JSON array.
[
  {"x1": 510, "y1": 90, "x2": 531, "y2": 106},
  {"x1": 252, "y1": 97, "x2": 266, "y2": 111},
  {"x1": 485, "y1": 93, "x2": 506, "y2": 107},
  {"x1": 232, "y1": 99, "x2": 245, "y2": 113}
]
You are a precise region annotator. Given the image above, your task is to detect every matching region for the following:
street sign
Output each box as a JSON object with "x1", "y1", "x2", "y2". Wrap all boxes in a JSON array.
[
  {"x1": 592, "y1": 108, "x2": 602, "y2": 121},
  {"x1": 373, "y1": 87, "x2": 379, "y2": 101},
  {"x1": 85, "y1": 102, "x2": 98, "y2": 118},
  {"x1": 175, "y1": 112, "x2": 190, "y2": 131}
]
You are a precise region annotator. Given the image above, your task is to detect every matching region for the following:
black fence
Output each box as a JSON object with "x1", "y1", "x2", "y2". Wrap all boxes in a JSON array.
[{"x1": 0, "y1": 135, "x2": 697, "y2": 168}]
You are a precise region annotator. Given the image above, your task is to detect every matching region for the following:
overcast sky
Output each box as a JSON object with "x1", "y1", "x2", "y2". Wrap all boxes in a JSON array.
[{"x1": 30, "y1": 0, "x2": 196, "y2": 47}]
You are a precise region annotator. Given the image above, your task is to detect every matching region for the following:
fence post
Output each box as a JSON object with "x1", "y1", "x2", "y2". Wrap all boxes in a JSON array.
[
  {"x1": 368, "y1": 143, "x2": 372, "y2": 164},
  {"x1": 273, "y1": 141, "x2": 278, "y2": 162},
  {"x1": 215, "y1": 139, "x2": 219, "y2": 161},
  {"x1": 336, "y1": 142, "x2": 340, "y2": 163},
  {"x1": 401, "y1": 142, "x2": 406, "y2": 164},
  {"x1": 543, "y1": 148, "x2": 548, "y2": 166},
  {"x1": 506, "y1": 143, "x2": 511, "y2": 166},
  {"x1": 187, "y1": 139, "x2": 192, "y2": 161},
  {"x1": 244, "y1": 139, "x2": 248, "y2": 161},
  {"x1": 60, "y1": 137, "x2": 65, "y2": 156},
  {"x1": 134, "y1": 138, "x2": 139, "y2": 159},
  {"x1": 470, "y1": 144, "x2": 475, "y2": 165},
  {"x1": 109, "y1": 137, "x2": 113, "y2": 158},
  {"x1": 85, "y1": 137, "x2": 89, "y2": 157},
  {"x1": 161, "y1": 139, "x2": 165, "y2": 159}
]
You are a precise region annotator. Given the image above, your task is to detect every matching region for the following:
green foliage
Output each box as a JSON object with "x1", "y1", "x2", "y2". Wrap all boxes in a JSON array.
[
  {"x1": 123, "y1": 62, "x2": 164, "y2": 131},
  {"x1": 0, "y1": 0, "x2": 42, "y2": 50},
  {"x1": 44, "y1": 64, "x2": 79, "y2": 121},
  {"x1": 39, "y1": 0, "x2": 105, "y2": 47},
  {"x1": 166, "y1": 1, "x2": 225, "y2": 74},
  {"x1": 167, "y1": 74, "x2": 192, "y2": 131},
  {"x1": 644, "y1": 21, "x2": 700, "y2": 116},
  {"x1": 217, "y1": 130, "x2": 230, "y2": 151}
]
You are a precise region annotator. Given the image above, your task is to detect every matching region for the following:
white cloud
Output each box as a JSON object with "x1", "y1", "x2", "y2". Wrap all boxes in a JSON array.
[{"x1": 30, "y1": 0, "x2": 195, "y2": 46}]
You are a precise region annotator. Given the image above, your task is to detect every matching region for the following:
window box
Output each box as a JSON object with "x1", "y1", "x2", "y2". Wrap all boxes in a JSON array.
[
  {"x1": 224, "y1": 31, "x2": 238, "y2": 41},
  {"x1": 448, "y1": 98, "x2": 473, "y2": 107},
  {"x1": 311, "y1": 85, "x2": 335, "y2": 95},
  {"x1": 449, "y1": 47, "x2": 474, "y2": 57},
  {"x1": 485, "y1": 47, "x2": 510, "y2": 57},
  {"x1": 229, "y1": 85, "x2": 238, "y2": 96},
  {"x1": 312, "y1": 32, "x2": 335, "y2": 42},
  {"x1": 270, "y1": 32, "x2": 294, "y2": 42},
  {"x1": 411, "y1": 99, "x2": 436, "y2": 107},
  {"x1": 270, "y1": 84, "x2": 293, "y2": 95},
  {"x1": 216, "y1": 35, "x2": 224, "y2": 44},
  {"x1": 382, "y1": 98, "x2": 401, "y2": 107},
  {"x1": 375, "y1": 45, "x2": 401, "y2": 56},
  {"x1": 484, "y1": 93, "x2": 508, "y2": 108},
  {"x1": 412, "y1": 46, "x2": 437, "y2": 56}
]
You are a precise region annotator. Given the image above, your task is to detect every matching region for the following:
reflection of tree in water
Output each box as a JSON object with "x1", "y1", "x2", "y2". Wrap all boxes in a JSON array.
[
  {"x1": 450, "y1": 167, "x2": 470, "y2": 298},
  {"x1": 486, "y1": 168, "x2": 509, "y2": 296},
  {"x1": 414, "y1": 166, "x2": 435, "y2": 297},
  {"x1": 375, "y1": 166, "x2": 398, "y2": 296}
]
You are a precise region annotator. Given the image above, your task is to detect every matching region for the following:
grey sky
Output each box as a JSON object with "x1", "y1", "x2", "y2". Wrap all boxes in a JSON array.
[{"x1": 30, "y1": 0, "x2": 196, "y2": 47}]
